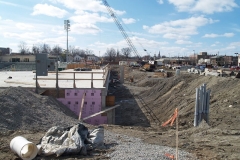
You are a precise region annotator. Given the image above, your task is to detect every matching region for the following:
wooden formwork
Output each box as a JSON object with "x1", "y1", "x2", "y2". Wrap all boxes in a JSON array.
[
  {"x1": 67, "y1": 63, "x2": 101, "y2": 69},
  {"x1": 67, "y1": 63, "x2": 85, "y2": 69}
]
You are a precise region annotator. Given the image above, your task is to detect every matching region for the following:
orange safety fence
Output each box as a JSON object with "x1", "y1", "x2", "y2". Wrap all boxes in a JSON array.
[{"x1": 162, "y1": 108, "x2": 178, "y2": 127}]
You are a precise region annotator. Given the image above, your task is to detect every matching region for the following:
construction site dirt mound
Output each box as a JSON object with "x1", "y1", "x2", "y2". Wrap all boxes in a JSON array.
[
  {"x1": 106, "y1": 67, "x2": 240, "y2": 159},
  {"x1": 0, "y1": 87, "x2": 79, "y2": 132},
  {"x1": 1, "y1": 66, "x2": 240, "y2": 159}
]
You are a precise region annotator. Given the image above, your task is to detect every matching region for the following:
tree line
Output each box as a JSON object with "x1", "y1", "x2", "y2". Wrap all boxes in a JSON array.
[{"x1": 18, "y1": 41, "x2": 133, "y2": 62}]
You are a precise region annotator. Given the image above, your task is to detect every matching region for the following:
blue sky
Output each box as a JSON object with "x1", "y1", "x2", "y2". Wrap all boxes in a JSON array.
[{"x1": 0, "y1": 0, "x2": 239, "y2": 57}]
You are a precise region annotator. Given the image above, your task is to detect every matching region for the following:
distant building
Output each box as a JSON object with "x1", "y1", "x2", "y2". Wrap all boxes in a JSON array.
[
  {"x1": 210, "y1": 56, "x2": 225, "y2": 66},
  {"x1": 73, "y1": 55, "x2": 84, "y2": 62},
  {"x1": 0, "y1": 47, "x2": 11, "y2": 55},
  {"x1": 0, "y1": 53, "x2": 60, "y2": 63},
  {"x1": 87, "y1": 55, "x2": 99, "y2": 62},
  {"x1": 0, "y1": 54, "x2": 35, "y2": 62},
  {"x1": 238, "y1": 54, "x2": 240, "y2": 66}
]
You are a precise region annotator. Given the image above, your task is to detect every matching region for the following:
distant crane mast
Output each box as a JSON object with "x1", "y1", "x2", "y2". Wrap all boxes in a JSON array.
[{"x1": 102, "y1": 0, "x2": 141, "y2": 59}]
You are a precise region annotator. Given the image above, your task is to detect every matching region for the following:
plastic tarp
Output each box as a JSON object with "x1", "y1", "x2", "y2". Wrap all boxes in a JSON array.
[{"x1": 37, "y1": 124, "x2": 104, "y2": 157}]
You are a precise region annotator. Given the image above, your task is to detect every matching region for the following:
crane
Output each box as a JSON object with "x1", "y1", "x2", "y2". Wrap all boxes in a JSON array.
[{"x1": 102, "y1": 0, "x2": 143, "y2": 60}]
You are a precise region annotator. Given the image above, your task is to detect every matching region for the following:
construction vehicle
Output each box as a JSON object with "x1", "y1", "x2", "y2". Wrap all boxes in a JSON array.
[{"x1": 140, "y1": 63, "x2": 156, "y2": 72}]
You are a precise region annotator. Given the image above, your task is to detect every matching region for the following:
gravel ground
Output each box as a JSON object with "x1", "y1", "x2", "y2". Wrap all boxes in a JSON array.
[{"x1": 104, "y1": 130, "x2": 197, "y2": 160}]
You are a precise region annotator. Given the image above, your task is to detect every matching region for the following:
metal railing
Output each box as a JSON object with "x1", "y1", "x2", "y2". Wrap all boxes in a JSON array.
[{"x1": 33, "y1": 64, "x2": 110, "y2": 89}]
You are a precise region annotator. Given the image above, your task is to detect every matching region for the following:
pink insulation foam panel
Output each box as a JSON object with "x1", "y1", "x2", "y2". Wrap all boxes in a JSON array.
[{"x1": 58, "y1": 89, "x2": 107, "y2": 125}]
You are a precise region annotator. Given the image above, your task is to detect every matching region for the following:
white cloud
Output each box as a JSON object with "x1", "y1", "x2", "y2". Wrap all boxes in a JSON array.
[
  {"x1": 0, "y1": 16, "x2": 1, "y2": 20},
  {"x1": 193, "y1": 0, "x2": 238, "y2": 14},
  {"x1": 157, "y1": 0, "x2": 164, "y2": 4},
  {"x1": 3, "y1": 32, "x2": 44, "y2": 40},
  {"x1": 0, "y1": 18, "x2": 69, "y2": 48},
  {"x1": 168, "y1": 0, "x2": 195, "y2": 11},
  {"x1": 163, "y1": 33, "x2": 189, "y2": 39},
  {"x1": 32, "y1": 3, "x2": 68, "y2": 18},
  {"x1": 16, "y1": 23, "x2": 34, "y2": 30},
  {"x1": 0, "y1": 1, "x2": 30, "y2": 10},
  {"x1": 175, "y1": 40, "x2": 192, "y2": 44},
  {"x1": 70, "y1": 12, "x2": 112, "y2": 24},
  {"x1": 46, "y1": 0, "x2": 127, "y2": 35},
  {"x1": 122, "y1": 18, "x2": 136, "y2": 24},
  {"x1": 203, "y1": 33, "x2": 234, "y2": 38},
  {"x1": 168, "y1": 0, "x2": 238, "y2": 14},
  {"x1": 228, "y1": 42, "x2": 240, "y2": 48},
  {"x1": 41, "y1": 36, "x2": 75, "y2": 45},
  {"x1": 144, "y1": 16, "x2": 218, "y2": 40},
  {"x1": 233, "y1": 28, "x2": 240, "y2": 32},
  {"x1": 223, "y1": 33, "x2": 235, "y2": 37},
  {"x1": 71, "y1": 23, "x2": 101, "y2": 35}
]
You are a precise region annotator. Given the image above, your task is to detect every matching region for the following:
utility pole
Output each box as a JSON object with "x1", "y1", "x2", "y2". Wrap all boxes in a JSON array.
[
  {"x1": 234, "y1": 53, "x2": 238, "y2": 66},
  {"x1": 193, "y1": 50, "x2": 195, "y2": 65},
  {"x1": 64, "y1": 20, "x2": 70, "y2": 63},
  {"x1": 56, "y1": 53, "x2": 59, "y2": 98}
]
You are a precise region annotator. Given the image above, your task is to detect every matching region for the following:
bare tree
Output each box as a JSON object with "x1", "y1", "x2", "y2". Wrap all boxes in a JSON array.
[
  {"x1": 40, "y1": 43, "x2": 51, "y2": 54},
  {"x1": 32, "y1": 45, "x2": 40, "y2": 54},
  {"x1": 121, "y1": 47, "x2": 131, "y2": 59},
  {"x1": 52, "y1": 45, "x2": 62, "y2": 55},
  {"x1": 85, "y1": 49, "x2": 94, "y2": 55},
  {"x1": 79, "y1": 49, "x2": 86, "y2": 57},
  {"x1": 116, "y1": 49, "x2": 120, "y2": 58},
  {"x1": 68, "y1": 45, "x2": 82, "y2": 55},
  {"x1": 105, "y1": 48, "x2": 116, "y2": 62},
  {"x1": 18, "y1": 41, "x2": 29, "y2": 54}
]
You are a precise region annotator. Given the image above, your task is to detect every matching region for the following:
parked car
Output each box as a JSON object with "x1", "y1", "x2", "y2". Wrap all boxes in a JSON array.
[{"x1": 230, "y1": 66, "x2": 240, "y2": 71}]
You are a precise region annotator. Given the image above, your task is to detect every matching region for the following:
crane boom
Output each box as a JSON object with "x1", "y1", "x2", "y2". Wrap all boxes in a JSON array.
[{"x1": 102, "y1": 0, "x2": 141, "y2": 59}]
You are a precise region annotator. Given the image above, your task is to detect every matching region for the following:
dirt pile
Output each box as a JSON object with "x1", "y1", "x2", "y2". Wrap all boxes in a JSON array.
[
  {"x1": 107, "y1": 67, "x2": 240, "y2": 159},
  {"x1": 0, "y1": 87, "x2": 78, "y2": 132}
]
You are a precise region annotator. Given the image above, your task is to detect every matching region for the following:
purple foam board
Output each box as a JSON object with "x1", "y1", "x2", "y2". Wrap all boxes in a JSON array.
[
  {"x1": 85, "y1": 90, "x2": 101, "y2": 99},
  {"x1": 59, "y1": 89, "x2": 106, "y2": 125}
]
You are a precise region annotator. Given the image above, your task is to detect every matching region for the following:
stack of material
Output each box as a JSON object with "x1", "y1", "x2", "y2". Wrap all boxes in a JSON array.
[
  {"x1": 194, "y1": 84, "x2": 211, "y2": 127},
  {"x1": 153, "y1": 71, "x2": 173, "y2": 78}
]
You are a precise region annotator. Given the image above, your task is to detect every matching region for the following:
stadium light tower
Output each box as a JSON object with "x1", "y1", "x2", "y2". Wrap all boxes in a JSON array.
[{"x1": 64, "y1": 20, "x2": 70, "y2": 62}]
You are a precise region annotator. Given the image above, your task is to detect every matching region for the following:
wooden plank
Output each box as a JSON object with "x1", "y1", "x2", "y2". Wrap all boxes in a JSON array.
[
  {"x1": 82, "y1": 104, "x2": 120, "y2": 121},
  {"x1": 78, "y1": 92, "x2": 86, "y2": 120}
]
